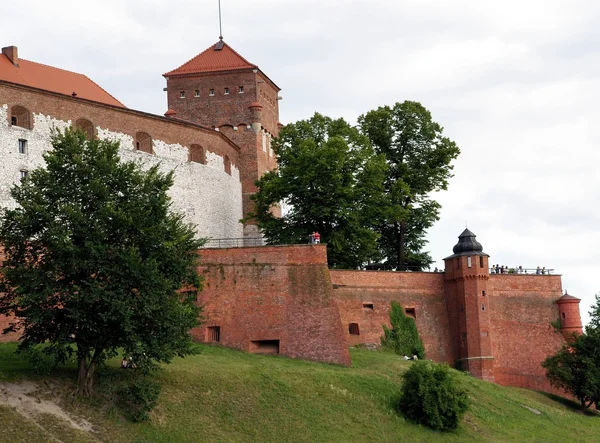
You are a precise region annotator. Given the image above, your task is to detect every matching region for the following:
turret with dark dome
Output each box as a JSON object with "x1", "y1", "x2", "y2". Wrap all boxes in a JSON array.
[{"x1": 445, "y1": 228, "x2": 489, "y2": 259}]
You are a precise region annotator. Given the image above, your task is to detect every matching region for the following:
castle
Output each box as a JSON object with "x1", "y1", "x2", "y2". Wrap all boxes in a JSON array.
[{"x1": 0, "y1": 41, "x2": 584, "y2": 394}]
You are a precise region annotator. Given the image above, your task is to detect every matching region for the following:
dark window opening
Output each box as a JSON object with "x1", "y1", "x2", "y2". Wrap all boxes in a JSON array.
[
  {"x1": 194, "y1": 89, "x2": 200, "y2": 97},
  {"x1": 189, "y1": 144, "x2": 206, "y2": 164},
  {"x1": 135, "y1": 132, "x2": 153, "y2": 154},
  {"x1": 224, "y1": 87, "x2": 230, "y2": 95},
  {"x1": 180, "y1": 91, "x2": 186, "y2": 98},
  {"x1": 405, "y1": 308, "x2": 416, "y2": 319},
  {"x1": 74, "y1": 118, "x2": 95, "y2": 140},
  {"x1": 481, "y1": 303, "x2": 485, "y2": 311},
  {"x1": 20, "y1": 170, "x2": 28, "y2": 179},
  {"x1": 362, "y1": 303, "x2": 374, "y2": 310},
  {"x1": 480, "y1": 256, "x2": 484, "y2": 268},
  {"x1": 250, "y1": 340, "x2": 279, "y2": 355},
  {"x1": 238, "y1": 86, "x2": 244, "y2": 93},
  {"x1": 18, "y1": 139, "x2": 27, "y2": 154},
  {"x1": 209, "y1": 89, "x2": 215, "y2": 96},
  {"x1": 349, "y1": 323, "x2": 360, "y2": 335},
  {"x1": 562, "y1": 312, "x2": 566, "y2": 319},
  {"x1": 207, "y1": 326, "x2": 220, "y2": 342},
  {"x1": 482, "y1": 290, "x2": 486, "y2": 297},
  {"x1": 11, "y1": 105, "x2": 32, "y2": 129}
]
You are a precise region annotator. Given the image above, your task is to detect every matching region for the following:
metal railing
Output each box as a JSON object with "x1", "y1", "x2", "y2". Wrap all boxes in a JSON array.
[
  {"x1": 202, "y1": 237, "x2": 265, "y2": 249},
  {"x1": 489, "y1": 267, "x2": 555, "y2": 275}
]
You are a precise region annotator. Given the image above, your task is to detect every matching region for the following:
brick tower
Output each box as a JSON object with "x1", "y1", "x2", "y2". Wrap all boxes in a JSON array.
[
  {"x1": 556, "y1": 291, "x2": 583, "y2": 341},
  {"x1": 163, "y1": 38, "x2": 281, "y2": 239},
  {"x1": 444, "y1": 229, "x2": 495, "y2": 381}
]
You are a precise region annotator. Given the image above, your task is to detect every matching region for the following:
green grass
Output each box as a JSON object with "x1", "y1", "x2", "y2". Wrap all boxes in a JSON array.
[{"x1": 0, "y1": 343, "x2": 598, "y2": 442}]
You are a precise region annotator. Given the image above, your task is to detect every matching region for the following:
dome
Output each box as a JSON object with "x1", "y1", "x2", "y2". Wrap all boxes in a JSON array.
[{"x1": 444, "y1": 228, "x2": 489, "y2": 260}]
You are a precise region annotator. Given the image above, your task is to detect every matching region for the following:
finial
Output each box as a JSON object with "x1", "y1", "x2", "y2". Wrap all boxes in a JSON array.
[{"x1": 218, "y1": 0, "x2": 223, "y2": 40}]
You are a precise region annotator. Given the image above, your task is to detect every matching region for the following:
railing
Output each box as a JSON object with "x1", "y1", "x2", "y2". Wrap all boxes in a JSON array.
[
  {"x1": 489, "y1": 267, "x2": 555, "y2": 275},
  {"x1": 202, "y1": 237, "x2": 265, "y2": 248}
]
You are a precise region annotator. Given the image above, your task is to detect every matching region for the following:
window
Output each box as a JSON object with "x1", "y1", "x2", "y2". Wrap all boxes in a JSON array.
[
  {"x1": 189, "y1": 144, "x2": 206, "y2": 164},
  {"x1": 194, "y1": 89, "x2": 200, "y2": 97},
  {"x1": 480, "y1": 256, "x2": 484, "y2": 268},
  {"x1": 562, "y1": 312, "x2": 566, "y2": 319},
  {"x1": 250, "y1": 340, "x2": 279, "y2": 355},
  {"x1": 349, "y1": 323, "x2": 360, "y2": 335},
  {"x1": 362, "y1": 303, "x2": 374, "y2": 310},
  {"x1": 207, "y1": 326, "x2": 220, "y2": 342},
  {"x1": 20, "y1": 170, "x2": 28, "y2": 179},
  {"x1": 224, "y1": 155, "x2": 231, "y2": 175},
  {"x1": 209, "y1": 89, "x2": 215, "y2": 96},
  {"x1": 224, "y1": 87, "x2": 229, "y2": 95},
  {"x1": 180, "y1": 91, "x2": 186, "y2": 98},
  {"x1": 405, "y1": 308, "x2": 416, "y2": 319},
  {"x1": 482, "y1": 290, "x2": 486, "y2": 297},
  {"x1": 10, "y1": 105, "x2": 32, "y2": 129},
  {"x1": 467, "y1": 256, "x2": 472, "y2": 268},
  {"x1": 135, "y1": 132, "x2": 153, "y2": 154},
  {"x1": 481, "y1": 303, "x2": 485, "y2": 311},
  {"x1": 238, "y1": 86, "x2": 244, "y2": 93},
  {"x1": 74, "y1": 118, "x2": 94, "y2": 140},
  {"x1": 18, "y1": 139, "x2": 27, "y2": 154}
]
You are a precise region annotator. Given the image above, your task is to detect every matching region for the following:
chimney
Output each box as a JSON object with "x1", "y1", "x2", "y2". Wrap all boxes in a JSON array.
[{"x1": 2, "y1": 46, "x2": 19, "y2": 67}]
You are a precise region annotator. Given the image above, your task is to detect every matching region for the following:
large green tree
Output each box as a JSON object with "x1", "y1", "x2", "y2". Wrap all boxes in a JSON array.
[
  {"x1": 358, "y1": 101, "x2": 460, "y2": 270},
  {"x1": 248, "y1": 113, "x2": 388, "y2": 268},
  {"x1": 0, "y1": 129, "x2": 203, "y2": 396},
  {"x1": 542, "y1": 294, "x2": 600, "y2": 411}
]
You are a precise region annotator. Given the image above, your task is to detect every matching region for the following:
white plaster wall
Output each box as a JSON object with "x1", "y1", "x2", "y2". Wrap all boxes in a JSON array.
[{"x1": 0, "y1": 105, "x2": 243, "y2": 239}]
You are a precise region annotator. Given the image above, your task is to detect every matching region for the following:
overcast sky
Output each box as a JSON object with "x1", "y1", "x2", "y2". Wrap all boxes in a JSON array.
[{"x1": 2, "y1": 0, "x2": 598, "y2": 322}]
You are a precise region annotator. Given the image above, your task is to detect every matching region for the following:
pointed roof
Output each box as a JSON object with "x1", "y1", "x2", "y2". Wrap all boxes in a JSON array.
[
  {"x1": 0, "y1": 50, "x2": 125, "y2": 107},
  {"x1": 445, "y1": 228, "x2": 489, "y2": 259},
  {"x1": 557, "y1": 291, "x2": 580, "y2": 302},
  {"x1": 164, "y1": 40, "x2": 258, "y2": 77}
]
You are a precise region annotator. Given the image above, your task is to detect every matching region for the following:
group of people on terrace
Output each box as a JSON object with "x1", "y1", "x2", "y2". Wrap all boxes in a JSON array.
[{"x1": 491, "y1": 265, "x2": 550, "y2": 275}]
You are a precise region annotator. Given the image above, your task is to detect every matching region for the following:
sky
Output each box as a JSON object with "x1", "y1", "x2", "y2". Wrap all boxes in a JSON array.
[{"x1": 2, "y1": 0, "x2": 598, "y2": 322}]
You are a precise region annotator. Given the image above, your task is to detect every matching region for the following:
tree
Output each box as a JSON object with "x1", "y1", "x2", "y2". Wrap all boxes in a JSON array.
[
  {"x1": 0, "y1": 129, "x2": 203, "y2": 396},
  {"x1": 358, "y1": 101, "x2": 460, "y2": 270},
  {"x1": 380, "y1": 301, "x2": 425, "y2": 358},
  {"x1": 248, "y1": 113, "x2": 388, "y2": 268},
  {"x1": 398, "y1": 361, "x2": 469, "y2": 431},
  {"x1": 542, "y1": 332, "x2": 600, "y2": 411}
]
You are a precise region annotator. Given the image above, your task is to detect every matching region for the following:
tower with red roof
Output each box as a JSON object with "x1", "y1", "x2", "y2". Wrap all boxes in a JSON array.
[{"x1": 163, "y1": 38, "x2": 281, "y2": 239}]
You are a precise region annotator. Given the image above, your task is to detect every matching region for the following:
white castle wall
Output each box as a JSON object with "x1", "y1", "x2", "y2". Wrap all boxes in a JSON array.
[{"x1": 0, "y1": 104, "x2": 243, "y2": 239}]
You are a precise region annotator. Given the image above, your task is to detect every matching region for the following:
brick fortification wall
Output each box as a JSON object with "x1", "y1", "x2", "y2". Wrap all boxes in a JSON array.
[
  {"x1": 488, "y1": 274, "x2": 565, "y2": 392},
  {"x1": 331, "y1": 270, "x2": 454, "y2": 364},
  {"x1": 194, "y1": 245, "x2": 351, "y2": 366}
]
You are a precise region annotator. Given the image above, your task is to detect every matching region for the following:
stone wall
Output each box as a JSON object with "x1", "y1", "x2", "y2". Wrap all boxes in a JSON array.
[
  {"x1": 0, "y1": 81, "x2": 243, "y2": 239},
  {"x1": 194, "y1": 245, "x2": 351, "y2": 366}
]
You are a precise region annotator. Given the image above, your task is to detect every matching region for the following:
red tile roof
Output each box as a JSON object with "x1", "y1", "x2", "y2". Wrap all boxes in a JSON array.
[
  {"x1": 0, "y1": 52, "x2": 125, "y2": 108},
  {"x1": 164, "y1": 40, "x2": 257, "y2": 77}
]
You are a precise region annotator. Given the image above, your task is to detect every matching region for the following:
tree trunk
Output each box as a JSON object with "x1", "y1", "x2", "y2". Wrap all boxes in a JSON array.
[
  {"x1": 76, "y1": 348, "x2": 102, "y2": 397},
  {"x1": 397, "y1": 221, "x2": 407, "y2": 271}
]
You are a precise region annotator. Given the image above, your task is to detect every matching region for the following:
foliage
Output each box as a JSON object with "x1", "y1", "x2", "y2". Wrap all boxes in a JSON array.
[
  {"x1": 398, "y1": 360, "x2": 470, "y2": 431},
  {"x1": 248, "y1": 113, "x2": 388, "y2": 268},
  {"x1": 380, "y1": 301, "x2": 425, "y2": 358},
  {"x1": 358, "y1": 101, "x2": 460, "y2": 270},
  {"x1": 118, "y1": 378, "x2": 161, "y2": 422},
  {"x1": 0, "y1": 128, "x2": 204, "y2": 396},
  {"x1": 542, "y1": 332, "x2": 600, "y2": 411}
]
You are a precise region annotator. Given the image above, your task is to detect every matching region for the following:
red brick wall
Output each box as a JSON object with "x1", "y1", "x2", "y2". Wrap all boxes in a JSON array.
[
  {"x1": 330, "y1": 270, "x2": 455, "y2": 364},
  {"x1": 194, "y1": 245, "x2": 351, "y2": 366},
  {"x1": 0, "y1": 314, "x2": 19, "y2": 342},
  {"x1": 488, "y1": 274, "x2": 566, "y2": 392},
  {"x1": 1, "y1": 81, "x2": 241, "y2": 170}
]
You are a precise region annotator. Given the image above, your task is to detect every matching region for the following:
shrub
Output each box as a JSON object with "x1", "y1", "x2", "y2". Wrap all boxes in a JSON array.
[
  {"x1": 118, "y1": 379, "x2": 161, "y2": 422},
  {"x1": 381, "y1": 301, "x2": 425, "y2": 358},
  {"x1": 398, "y1": 361, "x2": 469, "y2": 431}
]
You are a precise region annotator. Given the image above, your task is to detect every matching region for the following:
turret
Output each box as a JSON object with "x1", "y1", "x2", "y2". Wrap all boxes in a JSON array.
[
  {"x1": 556, "y1": 291, "x2": 583, "y2": 341},
  {"x1": 444, "y1": 229, "x2": 495, "y2": 381}
]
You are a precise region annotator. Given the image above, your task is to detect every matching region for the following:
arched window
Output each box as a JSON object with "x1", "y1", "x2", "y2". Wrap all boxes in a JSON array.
[
  {"x1": 224, "y1": 155, "x2": 231, "y2": 175},
  {"x1": 10, "y1": 105, "x2": 32, "y2": 129},
  {"x1": 189, "y1": 144, "x2": 206, "y2": 164},
  {"x1": 74, "y1": 118, "x2": 95, "y2": 139},
  {"x1": 135, "y1": 132, "x2": 153, "y2": 154}
]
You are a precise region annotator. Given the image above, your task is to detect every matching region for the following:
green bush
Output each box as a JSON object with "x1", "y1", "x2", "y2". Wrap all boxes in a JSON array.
[
  {"x1": 398, "y1": 360, "x2": 469, "y2": 431},
  {"x1": 118, "y1": 379, "x2": 161, "y2": 422},
  {"x1": 381, "y1": 301, "x2": 425, "y2": 358}
]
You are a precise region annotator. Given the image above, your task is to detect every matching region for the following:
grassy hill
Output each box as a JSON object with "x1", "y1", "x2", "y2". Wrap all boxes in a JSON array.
[{"x1": 0, "y1": 342, "x2": 598, "y2": 442}]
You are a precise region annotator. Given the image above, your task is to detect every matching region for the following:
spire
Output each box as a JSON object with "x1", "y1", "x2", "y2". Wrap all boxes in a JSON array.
[{"x1": 218, "y1": 0, "x2": 224, "y2": 40}]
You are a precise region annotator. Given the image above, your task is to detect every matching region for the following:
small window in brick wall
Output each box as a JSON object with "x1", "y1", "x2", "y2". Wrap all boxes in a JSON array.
[
  {"x1": 207, "y1": 326, "x2": 220, "y2": 342},
  {"x1": 362, "y1": 303, "x2": 374, "y2": 310},
  {"x1": 349, "y1": 323, "x2": 360, "y2": 335},
  {"x1": 482, "y1": 290, "x2": 486, "y2": 297},
  {"x1": 180, "y1": 91, "x2": 186, "y2": 99},
  {"x1": 562, "y1": 312, "x2": 566, "y2": 319},
  {"x1": 238, "y1": 86, "x2": 244, "y2": 93},
  {"x1": 481, "y1": 303, "x2": 485, "y2": 311},
  {"x1": 405, "y1": 308, "x2": 416, "y2": 319},
  {"x1": 480, "y1": 256, "x2": 484, "y2": 268},
  {"x1": 194, "y1": 89, "x2": 200, "y2": 97},
  {"x1": 209, "y1": 89, "x2": 215, "y2": 96},
  {"x1": 224, "y1": 87, "x2": 230, "y2": 95}
]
